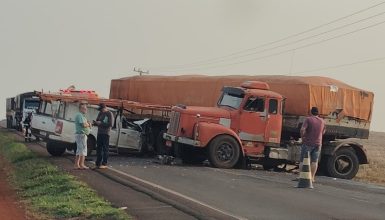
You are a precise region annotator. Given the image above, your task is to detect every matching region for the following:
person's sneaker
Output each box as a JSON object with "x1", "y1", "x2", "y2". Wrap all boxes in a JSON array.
[{"x1": 99, "y1": 165, "x2": 108, "y2": 169}]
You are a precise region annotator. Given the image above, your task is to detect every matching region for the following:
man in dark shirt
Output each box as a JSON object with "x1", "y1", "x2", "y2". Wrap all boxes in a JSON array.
[
  {"x1": 94, "y1": 103, "x2": 113, "y2": 169},
  {"x1": 300, "y1": 107, "x2": 326, "y2": 182},
  {"x1": 23, "y1": 112, "x2": 32, "y2": 142}
]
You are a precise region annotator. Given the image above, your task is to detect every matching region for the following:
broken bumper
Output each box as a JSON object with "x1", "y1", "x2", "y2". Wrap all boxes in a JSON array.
[{"x1": 163, "y1": 133, "x2": 201, "y2": 147}]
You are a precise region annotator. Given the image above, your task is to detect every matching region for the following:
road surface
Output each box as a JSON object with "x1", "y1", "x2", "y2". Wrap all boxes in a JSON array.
[
  {"x1": 2, "y1": 121, "x2": 385, "y2": 220},
  {"x1": 97, "y1": 155, "x2": 385, "y2": 220}
]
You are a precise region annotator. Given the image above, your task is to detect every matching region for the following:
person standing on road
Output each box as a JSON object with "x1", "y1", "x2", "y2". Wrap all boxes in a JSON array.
[
  {"x1": 94, "y1": 103, "x2": 113, "y2": 169},
  {"x1": 300, "y1": 107, "x2": 326, "y2": 182},
  {"x1": 23, "y1": 112, "x2": 32, "y2": 142},
  {"x1": 74, "y1": 103, "x2": 91, "y2": 170}
]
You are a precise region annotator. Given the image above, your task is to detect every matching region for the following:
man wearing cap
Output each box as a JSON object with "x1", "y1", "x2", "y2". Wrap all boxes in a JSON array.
[
  {"x1": 300, "y1": 107, "x2": 326, "y2": 182},
  {"x1": 94, "y1": 103, "x2": 113, "y2": 169}
]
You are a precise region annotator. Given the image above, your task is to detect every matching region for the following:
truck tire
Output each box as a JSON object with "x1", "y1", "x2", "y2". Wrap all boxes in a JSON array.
[
  {"x1": 87, "y1": 136, "x2": 96, "y2": 156},
  {"x1": 208, "y1": 135, "x2": 240, "y2": 169},
  {"x1": 46, "y1": 141, "x2": 66, "y2": 157},
  {"x1": 326, "y1": 148, "x2": 359, "y2": 179}
]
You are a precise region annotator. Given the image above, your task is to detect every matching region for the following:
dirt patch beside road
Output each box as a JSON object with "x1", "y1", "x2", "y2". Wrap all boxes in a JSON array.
[
  {"x1": 0, "y1": 155, "x2": 31, "y2": 220},
  {"x1": 355, "y1": 132, "x2": 385, "y2": 185}
]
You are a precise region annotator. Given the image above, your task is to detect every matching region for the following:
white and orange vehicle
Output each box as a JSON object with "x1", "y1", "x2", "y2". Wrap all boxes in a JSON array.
[{"x1": 31, "y1": 89, "x2": 170, "y2": 156}]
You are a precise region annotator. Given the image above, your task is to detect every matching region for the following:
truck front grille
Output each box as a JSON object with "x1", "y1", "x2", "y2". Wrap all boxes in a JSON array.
[{"x1": 168, "y1": 111, "x2": 180, "y2": 135}]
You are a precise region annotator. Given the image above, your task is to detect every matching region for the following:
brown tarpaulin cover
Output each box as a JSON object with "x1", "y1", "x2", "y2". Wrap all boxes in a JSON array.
[{"x1": 110, "y1": 75, "x2": 374, "y2": 121}]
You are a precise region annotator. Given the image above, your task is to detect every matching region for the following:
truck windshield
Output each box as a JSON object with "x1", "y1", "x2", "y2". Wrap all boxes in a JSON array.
[
  {"x1": 218, "y1": 92, "x2": 244, "y2": 109},
  {"x1": 24, "y1": 100, "x2": 40, "y2": 110}
]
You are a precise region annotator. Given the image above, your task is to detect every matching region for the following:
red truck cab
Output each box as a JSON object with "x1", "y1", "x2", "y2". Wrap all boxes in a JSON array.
[{"x1": 164, "y1": 81, "x2": 284, "y2": 168}]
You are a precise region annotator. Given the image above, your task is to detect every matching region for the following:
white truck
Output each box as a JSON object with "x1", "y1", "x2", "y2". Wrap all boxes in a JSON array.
[
  {"x1": 6, "y1": 92, "x2": 40, "y2": 130},
  {"x1": 31, "y1": 90, "x2": 152, "y2": 156}
]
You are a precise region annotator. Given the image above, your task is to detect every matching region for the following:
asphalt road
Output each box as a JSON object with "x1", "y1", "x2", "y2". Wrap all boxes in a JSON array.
[
  {"x1": 97, "y1": 155, "x2": 385, "y2": 220},
  {"x1": 2, "y1": 120, "x2": 385, "y2": 220}
]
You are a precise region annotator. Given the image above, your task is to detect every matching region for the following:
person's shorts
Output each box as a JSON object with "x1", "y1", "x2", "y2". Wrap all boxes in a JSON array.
[
  {"x1": 300, "y1": 144, "x2": 321, "y2": 163},
  {"x1": 75, "y1": 134, "x2": 88, "y2": 156}
]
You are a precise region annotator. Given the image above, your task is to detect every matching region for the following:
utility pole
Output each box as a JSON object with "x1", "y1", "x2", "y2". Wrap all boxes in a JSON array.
[{"x1": 133, "y1": 67, "x2": 150, "y2": 76}]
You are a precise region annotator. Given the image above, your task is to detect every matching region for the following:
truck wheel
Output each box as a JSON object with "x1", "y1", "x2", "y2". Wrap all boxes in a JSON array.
[
  {"x1": 326, "y1": 148, "x2": 359, "y2": 179},
  {"x1": 208, "y1": 135, "x2": 240, "y2": 169},
  {"x1": 46, "y1": 141, "x2": 66, "y2": 157},
  {"x1": 87, "y1": 136, "x2": 96, "y2": 156}
]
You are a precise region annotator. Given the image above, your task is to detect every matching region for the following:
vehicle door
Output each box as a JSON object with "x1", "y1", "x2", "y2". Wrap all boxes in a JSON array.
[
  {"x1": 238, "y1": 96, "x2": 268, "y2": 143},
  {"x1": 108, "y1": 111, "x2": 121, "y2": 147},
  {"x1": 31, "y1": 101, "x2": 57, "y2": 138},
  {"x1": 59, "y1": 102, "x2": 87, "y2": 143},
  {"x1": 265, "y1": 98, "x2": 283, "y2": 144},
  {"x1": 117, "y1": 115, "x2": 142, "y2": 150}
]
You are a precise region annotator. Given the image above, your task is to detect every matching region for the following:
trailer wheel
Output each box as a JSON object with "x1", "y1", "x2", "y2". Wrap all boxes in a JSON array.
[
  {"x1": 208, "y1": 135, "x2": 240, "y2": 169},
  {"x1": 87, "y1": 136, "x2": 96, "y2": 156},
  {"x1": 46, "y1": 141, "x2": 66, "y2": 157},
  {"x1": 326, "y1": 148, "x2": 359, "y2": 179}
]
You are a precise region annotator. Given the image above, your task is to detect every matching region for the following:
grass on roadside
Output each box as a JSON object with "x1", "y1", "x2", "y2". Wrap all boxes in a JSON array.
[
  {"x1": 0, "y1": 132, "x2": 130, "y2": 220},
  {"x1": 355, "y1": 160, "x2": 385, "y2": 186}
]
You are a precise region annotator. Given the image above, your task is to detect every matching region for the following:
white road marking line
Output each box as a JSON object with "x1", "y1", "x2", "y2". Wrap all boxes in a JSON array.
[
  {"x1": 131, "y1": 205, "x2": 172, "y2": 210},
  {"x1": 209, "y1": 168, "x2": 281, "y2": 182},
  {"x1": 93, "y1": 162, "x2": 247, "y2": 220}
]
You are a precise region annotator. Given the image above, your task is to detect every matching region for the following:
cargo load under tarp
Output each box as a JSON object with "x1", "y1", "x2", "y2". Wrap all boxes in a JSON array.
[{"x1": 110, "y1": 75, "x2": 374, "y2": 122}]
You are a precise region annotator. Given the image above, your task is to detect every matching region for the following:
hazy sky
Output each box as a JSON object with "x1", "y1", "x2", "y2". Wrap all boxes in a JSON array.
[{"x1": 1, "y1": 0, "x2": 384, "y2": 131}]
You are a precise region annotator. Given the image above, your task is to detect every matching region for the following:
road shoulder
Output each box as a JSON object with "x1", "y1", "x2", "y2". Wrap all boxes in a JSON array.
[
  {"x1": 0, "y1": 154, "x2": 32, "y2": 220},
  {"x1": 5, "y1": 129, "x2": 196, "y2": 220}
]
